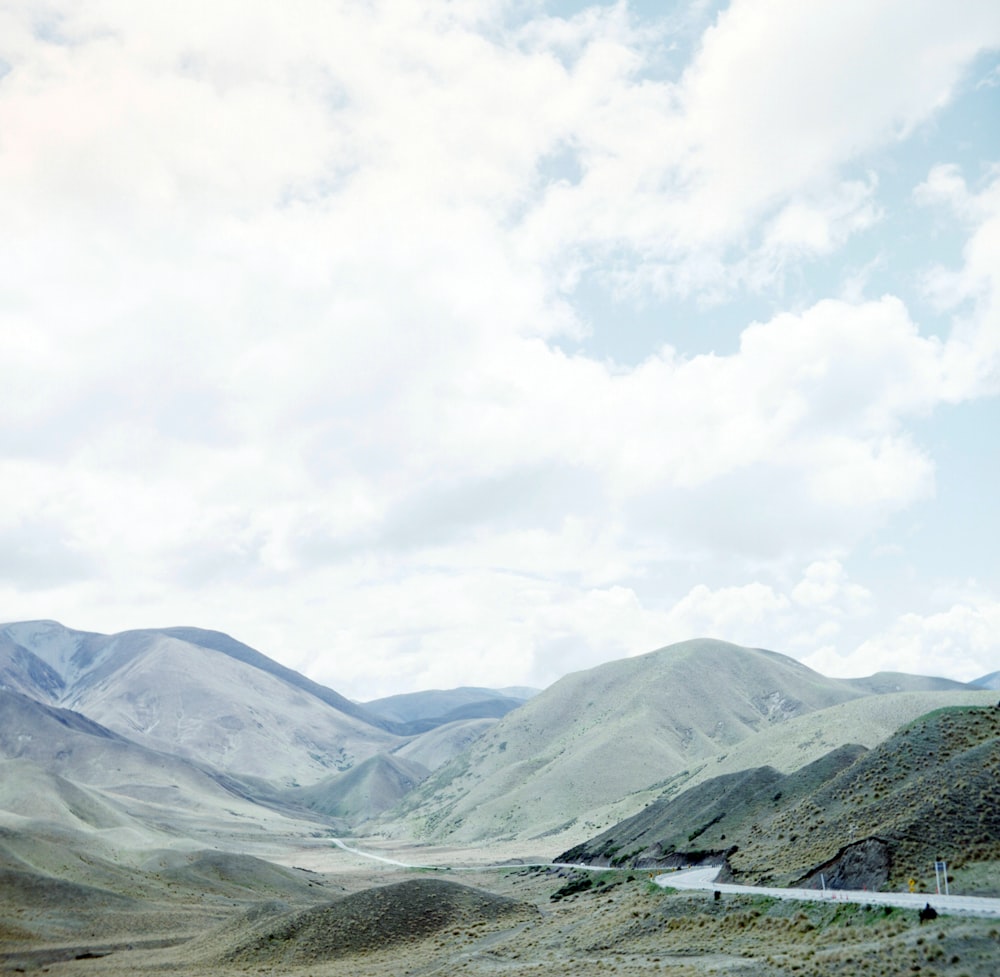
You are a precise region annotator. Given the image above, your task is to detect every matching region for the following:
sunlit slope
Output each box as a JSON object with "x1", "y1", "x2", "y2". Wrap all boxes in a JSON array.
[
  {"x1": 646, "y1": 687, "x2": 1000, "y2": 798},
  {"x1": 0, "y1": 758, "x2": 138, "y2": 834},
  {"x1": 381, "y1": 639, "x2": 870, "y2": 843},
  {"x1": 1, "y1": 621, "x2": 401, "y2": 788},
  {"x1": 68, "y1": 633, "x2": 402, "y2": 787},
  {"x1": 0, "y1": 689, "x2": 324, "y2": 844}
]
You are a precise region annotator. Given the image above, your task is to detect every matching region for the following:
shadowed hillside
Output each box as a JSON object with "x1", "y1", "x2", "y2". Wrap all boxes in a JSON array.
[
  {"x1": 559, "y1": 705, "x2": 1000, "y2": 893},
  {"x1": 724, "y1": 705, "x2": 1000, "y2": 890},
  {"x1": 557, "y1": 743, "x2": 867, "y2": 869},
  {"x1": 972, "y1": 670, "x2": 1000, "y2": 690},
  {"x1": 286, "y1": 753, "x2": 429, "y2": 820}
]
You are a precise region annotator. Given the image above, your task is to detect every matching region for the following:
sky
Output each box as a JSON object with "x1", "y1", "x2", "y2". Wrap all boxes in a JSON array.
[{"x1": 1, "y1": 0, "x2": 999, "y2": 700}]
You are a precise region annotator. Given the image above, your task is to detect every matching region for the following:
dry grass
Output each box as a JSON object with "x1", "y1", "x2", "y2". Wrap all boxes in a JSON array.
[
  {"x1": 728, "y1": 705, "x2": 1000, "y2": 890},
  {"x1": 4, "y1": 852, "x2": 999, "y2": 977}
]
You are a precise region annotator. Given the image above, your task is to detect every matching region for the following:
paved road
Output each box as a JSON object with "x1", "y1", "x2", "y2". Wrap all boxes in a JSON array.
[
  {"x1": 329, "y1": 841, "x2": 1000, "y2": 919},
  {"x1": 655, "y1": 866, "x2": 1000, "y2": 918}
]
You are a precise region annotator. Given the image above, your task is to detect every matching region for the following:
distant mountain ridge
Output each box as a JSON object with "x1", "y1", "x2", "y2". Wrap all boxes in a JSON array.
[
  {"x1": 1, "y1": 620, "x2": 391, "y2": 727},
  {"x1": 1, "y1": 619, "x2": 990, "y2": 860},
  {"x1": 972, "y1": 670, "x2": 1000, "y2": 690},
  {"x1": 363, "y1": 686, "x2": 537, "y2": 733},
  {"x1": 0, "y1": 621, "x2": 402, "y2": 788},
  {"x1": 844, "y1": 671, "x2": 972, "y2": 694}
]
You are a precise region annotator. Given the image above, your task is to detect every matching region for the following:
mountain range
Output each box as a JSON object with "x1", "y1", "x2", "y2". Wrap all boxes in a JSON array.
[{"x1": 1, "y1": 618, "x2": 997, "y2": 898}]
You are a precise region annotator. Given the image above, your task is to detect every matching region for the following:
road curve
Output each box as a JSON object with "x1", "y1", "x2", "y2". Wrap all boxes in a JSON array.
[
  {"x1": 655, "y1": 866, "x2": 1000, "y2": 918},
  {"x1": 328, "y1": 841, "x2": 1000, "y2": 919}
]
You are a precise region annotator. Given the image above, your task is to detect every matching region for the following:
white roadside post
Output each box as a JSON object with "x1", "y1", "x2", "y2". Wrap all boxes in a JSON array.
[
  {"x1": 934, "y1": 860, "x2": 949, "y2": 897},
  {"x1": 934, "y1": 860, "x2": 950, "y2": 896}
]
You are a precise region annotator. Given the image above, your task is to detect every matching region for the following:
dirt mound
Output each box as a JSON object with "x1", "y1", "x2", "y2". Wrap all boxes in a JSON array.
[
  {"x1": 222, "y1": 877, "x2": 538, "y2": 964},
  {"x1": 0, "y1": 867, "x2": 137, "y2": 911},
  {"x1": 145, "y1": 849, "x2": 329, "y2": 901}
]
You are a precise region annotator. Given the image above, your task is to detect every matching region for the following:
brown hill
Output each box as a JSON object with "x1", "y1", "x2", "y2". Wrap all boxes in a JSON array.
[{"x1": 220, "y1": 878, "x2": 539, "y2": 965}]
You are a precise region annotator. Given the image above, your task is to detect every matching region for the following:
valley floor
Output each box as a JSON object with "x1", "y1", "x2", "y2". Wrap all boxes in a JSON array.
[{"x1": 3, "y1": 839, "x2": 999, "y2": 977}]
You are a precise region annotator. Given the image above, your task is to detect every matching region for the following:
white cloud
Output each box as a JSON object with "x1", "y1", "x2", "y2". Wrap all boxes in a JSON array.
[
  {"x1": 792, "y1": 559, "x2": 871, "y2": 613},
  {"x1": 0, "y1": 1, "x2": 998, "y2": 695},
  {"x1": 806, "y1": 599, "x2": 1000, "y2": 682},
  {"x1": 915, "y1": 166, "x2": 1000, "y2": 397},
  {"x1": 751, "y1": 177, "x2": 883, "y2": 287},
  {"x1": 662, "y1": 581, "x2": 790, "y2": 644}
]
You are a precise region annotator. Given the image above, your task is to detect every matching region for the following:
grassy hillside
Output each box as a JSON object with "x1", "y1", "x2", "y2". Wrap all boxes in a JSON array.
[
  {"x1": 550, "y1": 688, "x2": 1000, "y2": 848},
  {"x1": 725, "y1": 704, "x2": 1000, "y2": 890},
  {"x1": 557, "y1": 743, "x2": 866, "y2": 869},
  {"x1": 557, "y1": 702, "x2": 1000, "y2": 894},
  {"x1": 287, "y1": 753, "x2": 429, "y2": 820},
  {"x1": 392, "y1": 717, "x2": 497, "y2": 771},
  {"x1": 381, "y1": 639, "x2": 867, "y2": 843}
]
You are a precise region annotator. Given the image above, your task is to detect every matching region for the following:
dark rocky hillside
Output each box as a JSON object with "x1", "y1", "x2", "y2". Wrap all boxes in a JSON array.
[
  {"x1": 557, "y1": 743, "x2": 866, "y2": 869},
  {"x1": 727, "y1": 705, "x2": 1000, "y2": 890},
  {"x1": 561, "y1": 705, "x2": 1000, "y2": 893}
]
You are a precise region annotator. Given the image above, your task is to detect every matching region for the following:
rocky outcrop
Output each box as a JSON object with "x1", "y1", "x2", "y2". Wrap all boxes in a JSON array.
[{"x1": 793, "y1": 837, "x2": 891, "y2": 891}]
